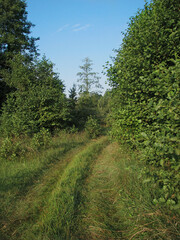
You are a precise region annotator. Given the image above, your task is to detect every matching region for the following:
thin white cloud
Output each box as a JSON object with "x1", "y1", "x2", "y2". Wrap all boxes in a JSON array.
[
  {"x1": 73, "y1": 24, "x2": 91, "y2": 32},
  {"x1": 72, "y1": 24, "x2": 81, "y2": 29},
  {"x1": 57, "y1": 24, "x2": 69, "y2": 32},
  {"x1": 56, "y1": 24, "x2": 91, "y2": 33}
]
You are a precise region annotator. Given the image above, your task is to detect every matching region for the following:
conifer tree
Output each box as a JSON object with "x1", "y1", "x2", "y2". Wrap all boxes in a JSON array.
[{"x1": 77, "y1": 57, "x2": 102, "y2": 94}]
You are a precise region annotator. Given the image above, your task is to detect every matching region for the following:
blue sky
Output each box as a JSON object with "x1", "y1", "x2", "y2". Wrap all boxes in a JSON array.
[{"x1": 26, "y1": 0, "x2": 148, "y2": 95}]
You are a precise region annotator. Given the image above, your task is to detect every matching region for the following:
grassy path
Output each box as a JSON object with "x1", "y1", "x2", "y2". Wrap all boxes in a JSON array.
[
  {"x1": 0, "y1": 136, "x2": 109, "y2": 240},
  {"x1": 2, "y1": 144, "x2": 89, "y2": 239},
  {"x1": 75, "y1": 143, "x2": 180, "y2": 240},
  {"x1": 75, "y1": 142, "x2": 123, "y2": 239},
  {"x1": 27, "y1": 137, "x2": 108, "y2": 240},
  {"x1": 1, "y1": 135, "x2": 179, "y2": 239}
]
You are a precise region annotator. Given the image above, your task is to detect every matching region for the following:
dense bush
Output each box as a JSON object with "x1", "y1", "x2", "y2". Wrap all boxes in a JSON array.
[
  {"x1": 106, "y1": 0, "x2": 180, "y2": 209},
  {"x1": 0, "y1": 56, "x2": 69, "y2": 136},
  {"x1": 85, "y1": 116, "x2": 101, "y2": 139},
  {"x1": 0, "y1": 137, "x2": 25, "y2": 161}
]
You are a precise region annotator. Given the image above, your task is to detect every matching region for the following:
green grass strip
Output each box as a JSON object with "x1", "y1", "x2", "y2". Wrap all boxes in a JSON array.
[{"x1": 31, "y1": 137, "x2": 108, "y2": 240}]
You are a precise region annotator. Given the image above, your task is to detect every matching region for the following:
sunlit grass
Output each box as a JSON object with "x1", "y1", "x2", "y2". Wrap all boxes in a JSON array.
[
  {"x1": 75, "y1": 142, "x2": 180, "y2": 240},
  {"x1": 0, "y1": 133, "x2": 179, "y2": 239},
  {"x1": 24, "y1": 137, "x2": 108, "y2": 239}
]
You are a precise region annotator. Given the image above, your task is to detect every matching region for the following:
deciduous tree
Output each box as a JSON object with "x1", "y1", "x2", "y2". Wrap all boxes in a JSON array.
[
  {"x1": 0, "y1": 0, "x2": 39, "y2": 109},
  {"x1": 106, "y1": 0, "x2": 180, "y2": 209}
]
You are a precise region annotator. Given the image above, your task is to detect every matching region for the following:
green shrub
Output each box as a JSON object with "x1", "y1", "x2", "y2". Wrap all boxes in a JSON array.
[
  {"x1": 0, "y1": 137, "x2": 25, "y2": 161},
  {"x1": 67, "y1": 125, "x2": 78, "y2": 134},
  {"x1": 85, "y1": 116, "x2": 101, "y2": 139},
  {"x1": 31, "y1": 128, "x2": 51, "y2": 150}
]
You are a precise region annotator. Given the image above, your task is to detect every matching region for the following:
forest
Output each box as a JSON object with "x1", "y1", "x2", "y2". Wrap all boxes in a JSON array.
[{"x1": 0, "y1": 0, "x2": 179, "y2": 239}]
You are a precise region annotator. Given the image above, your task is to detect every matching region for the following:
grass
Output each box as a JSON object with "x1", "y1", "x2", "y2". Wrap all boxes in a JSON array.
[
  {"x1": 74, "y1": 142, "x2": 180, "y2": 240},
  {"x1": 25, "y1": 137, "x2": 109, "y2": 240},
  {"x1": 0, "y1": 132, "x2": 89, "y2": 240},
  {"x1": 0, "y1": 132, "x2": 179, "y2": 239}
]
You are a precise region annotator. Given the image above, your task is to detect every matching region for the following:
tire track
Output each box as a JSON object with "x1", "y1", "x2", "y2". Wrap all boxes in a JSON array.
[{"x1": 75, "y1": 142, "x2": 123, "y2": 240}]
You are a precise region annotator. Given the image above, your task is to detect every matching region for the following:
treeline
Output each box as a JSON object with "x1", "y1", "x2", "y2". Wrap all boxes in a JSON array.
[
  {"x1": 106, "y1": 0, "x2": 180, "y2": 210},
  {"x1": 0, "y1": 0, "x2": 110, "y2": 138}
]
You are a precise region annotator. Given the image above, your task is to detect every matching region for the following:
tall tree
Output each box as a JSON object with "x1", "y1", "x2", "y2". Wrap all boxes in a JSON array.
[
  {"x1": 0, "y1": 0, "x2": 39, "y2": 109},
  {"x1": 106, "y1": 0, "x2": 180, "y2": 209},
  {"x1": 77, "y1": 57, "x2": 102, "y2": 94},
  {"x1": 0, "y1": 0, "x2": 38, "y2": 67}
]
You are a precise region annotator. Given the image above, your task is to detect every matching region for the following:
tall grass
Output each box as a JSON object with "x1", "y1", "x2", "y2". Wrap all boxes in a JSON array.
[
  {"x1": 0, "y1": 132, "x2": 88, "y2": 240},
  {"x1": 75, "y1": 142, "x2": 180, "y2": 239},
  {"x1": 0, "y1": 133, "x2": 179, "y2": 239},
  {"x1": 25, "y1": 137, "x2": 108, "y2": 240}
]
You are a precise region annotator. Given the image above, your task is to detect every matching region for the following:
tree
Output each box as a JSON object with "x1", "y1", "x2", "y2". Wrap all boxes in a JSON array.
[
  {"x1": 97, "y1": 90, "x2": 111, "y2": 124},
  {"x1": 75, "y1": 92, "x2": 102, "y2": 128},
  {"x1": 77, "y1": 57, "x2": 102, "y2": 94},
  {"x1": 0, "y1": 57, "x2": 69, "y2": 136},
  {"x1": 106, "y1": 0, "x2": 180, "y2": 209},
  {"x1": 0, "y1": 0, "x2": 39, "y2": 109},
  {"x1": 0, "y1": 0, "x2": 38, "y2": 67},
  {"x1": 67, "y1": 84, "x2": 78, "y2": 127},
  {"x1": 68, "y1": 84, "x2": 77, "y2": 109}
]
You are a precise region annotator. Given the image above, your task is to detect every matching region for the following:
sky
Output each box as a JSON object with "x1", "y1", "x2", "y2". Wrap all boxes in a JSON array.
[{"x1": 26, "y1": 0, "x2": 149, "y2": 95}]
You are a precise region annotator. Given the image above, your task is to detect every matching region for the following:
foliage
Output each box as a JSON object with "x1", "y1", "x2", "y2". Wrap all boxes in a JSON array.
[
  {"x1": 68, "y1": 82, "x2": 109, "y2": 130},
  {"x1": 75, "y1": 93, "x2": 102, "y2": 128},
  {"x1": 68, "y1": 84, "x2": 78, "y2": 127},
  {"x1": 106, "y1": 0, "x2": 180, "y2": 209},
  {"x1": 0, "y1": 0, "x2": 38, "y2": 60},
  {"x1": 85, "y1": 116, "x2": 101, "y2": 139},
  {"x1": 68, "y1": 84, "x2": 77, "y2": 107},
  {"x1": 0, "y1": 137, "x2": 25, "y2": 161},
  {"x1": 77, "y1": 57, "x2": 102, "y2": 94},
  {"x1": 68, "y1": 125, "x2": 79, "y2": 134},
  {"x1": 0, "y1": 80, "x2": 13, "y2": 111},
  {"x1": 0, "y1": 0, "x2": 39, "y2": 109},
  {"x1": 31, "y1": 128, "x2": 52, "y2": 150},
  {"x1": 0, "y1": 56, "x2": 69, "y2": 136},
  {"x1": 97, "y1": 90, "x2": 111, "y2": 124}
]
